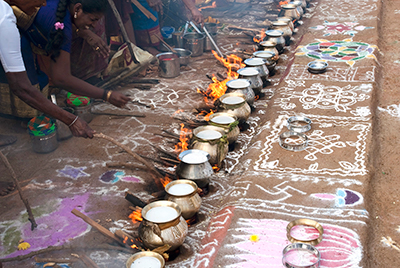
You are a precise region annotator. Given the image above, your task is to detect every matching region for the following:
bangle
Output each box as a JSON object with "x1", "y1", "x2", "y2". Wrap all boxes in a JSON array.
[
  {"x1": 287, "y1": 116, "x2": 312, "y2": 133},
  {"x1": 286, "y1": 219, "x2": 324, "y2": 246},
  {"x1": 68, "y1": 116, "x2": 79, "y2": 127},
  {"x1": 282, "y1": 243, "x2": 321, "y2": 268},
  {"x1": 106, "y1": 90, "x2": 113, "y2": 102},
  {"x1": 102, "y1": 89, "x2": 108, "y2": 101},
  {"x1": 279, "y1": 131, "x2": 308, "y2": 151}
]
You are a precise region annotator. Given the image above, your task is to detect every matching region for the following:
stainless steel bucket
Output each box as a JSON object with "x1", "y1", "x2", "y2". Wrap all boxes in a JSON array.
[
  {"x1": 183, "y1": 33, "x2": 205, "y2": 57},
  {"x1": 156, "y1": 52, "x2": 180, "y2": 78},
  {"x1": 73, "y1": 103, "x2": 93, "y2": 123},
  {"x1": 30, "y1": 131, "x2": 58, "y2": 154}
]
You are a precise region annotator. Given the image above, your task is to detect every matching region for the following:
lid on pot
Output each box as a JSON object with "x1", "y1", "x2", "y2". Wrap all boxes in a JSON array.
[
  {"x1": 179, "y1": 149, "x2": 210, "y2": 164},
  {"x1": 237, "y1": 67, "x2": 259, "y2": 77},
  {"x1": 226, "y1": 79, "x2": 251, "y2": 89},
  {"x1": 142, "y1": 200, "x2": 181, "y2": 223},
  {"x1": 165, "y1": 180, "x2": 197, "y2": 196},
  {"x1": 244, "y1": 58, "x2": 267, "y2": 66},
  {"x1": 266, "y1": 30, "x2": 284, "y2": 37},
  {"x1": 253, "y1": 51, "x2": 274, "y2": 59}
]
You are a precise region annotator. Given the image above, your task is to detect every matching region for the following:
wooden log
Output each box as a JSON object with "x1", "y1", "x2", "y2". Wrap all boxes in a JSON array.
[
  {"x1": 0, "y1": 151, "x2": 37, "y2": 230},
  {"x1": 71, "y1": 209, "x2": 124, "y2": 246},
  {"x1": 125, "y1": 191, "x2": 147, "y2": 208},
  {"x1": 159, "y1": 157, "x2": 180, "y2": 164},
  {"x1": 80, "y1": 254, "x2": 100, "y2": 268},
  {"x1": 129, "y1": 78, "x2": 160, "y2": 84}
]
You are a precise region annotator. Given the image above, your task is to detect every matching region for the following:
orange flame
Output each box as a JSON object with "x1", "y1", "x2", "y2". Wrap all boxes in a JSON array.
[
  {"x1": 128, "y1": 208, "x2": 143, "y2": 223},
  {"x1": 130, "y1": 239, "x2": 138, "y2": 249},
  {"x1": 161, "y1": 176, "x2": 173, "y2": 188},
  {"x1": 199, "y1": 1, "x2": 216, "y2": 10},
  {"x1": 212, "y1": 164, "x2": 220, "y2": 172},
  {"x1": 198, "y1": 51, "x2": 245, "y2": 101},
  {"x1": 196, "y1": 109, "x2": 215, "y2": 121},
  {"x1": 173, "y1": 109, "x2": 183, "y2": 116},
  {"x1": 279, "y1": 1, "x2": 288, "y2": 5},
  {"x1": 253, "y1": 29, "x2": 266, "y2": 43},
  {"x1": 174, "y1": 123, "x2": 190, "y2": 154}
]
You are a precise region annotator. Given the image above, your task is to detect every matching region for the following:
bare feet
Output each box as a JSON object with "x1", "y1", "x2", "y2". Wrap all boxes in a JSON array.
[
  {"x1": 0, "y1": 181, "x2": 16, "y2": 196},
  {"x1": 0, "y1": 135, "x2": 17, "y2": 147}
]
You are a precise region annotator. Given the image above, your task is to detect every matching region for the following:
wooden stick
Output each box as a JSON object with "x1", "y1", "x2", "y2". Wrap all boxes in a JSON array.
[
  {"x1": 130, "y1": 0, "x2": 157, "y2": 21},
  {"x1": 125, "y1": 191, "x2": 147, "y2": 208},
  {"x1": 150, "y1": 144, "x2": 178, "y2": 159},
  {"x1": 94, "y1": 133, "x2": 163, "y2": 180},
  {"x1": 71, "y1": 209, "x2": 124, "y2": 245},
  {"x1": 0, "y1": 244, "x2": 135, "y2": 263},
  {"x1": 114, "y1": 230, "x2": 140, "y2": 249},
  {"x1": 154, "y1": 35, "x2": 177, "y2": 53},
  {"x1": 0, "y1": 150, "x2": 37, "y2": 230},
  {"x1": 160, "y1": 156, "x2": 180, "y2": 164},
  {"x1": 91, "y1": 111, "x2": 146, "y2": 117},
  {"x1": 34, "y1": 257, "x2": 77, "y2": 263},
  {"x1": 107, "y1": 0, "x2": 139, "y2": 63}
]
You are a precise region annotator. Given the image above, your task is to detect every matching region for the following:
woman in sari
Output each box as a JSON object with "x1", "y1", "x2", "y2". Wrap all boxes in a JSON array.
[{"x1": 0, "y1": 0, "x2": 130, "y2": 119}]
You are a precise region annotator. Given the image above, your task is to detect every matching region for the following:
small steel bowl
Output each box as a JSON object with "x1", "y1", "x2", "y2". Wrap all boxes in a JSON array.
[
  {"x1": 307, "y1": 61, "x2": 328, "y2": 74},
  {"x1": 174, "y1": 48, "x2": 192, "y2": 66}
]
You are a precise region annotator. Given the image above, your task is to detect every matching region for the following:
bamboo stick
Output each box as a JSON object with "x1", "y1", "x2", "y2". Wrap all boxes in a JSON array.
[
  {"x1": 131, "y1": 0, "x2": 157, "y2": 21},
  {"x1": 0, "y1": 150, "x2": 37, "y2": 230}
]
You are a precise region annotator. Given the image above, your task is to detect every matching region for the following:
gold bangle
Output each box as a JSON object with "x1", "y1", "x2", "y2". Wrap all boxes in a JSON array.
[
  {"x1": 286, "y1": 219, "x2": 324, "y2": 246},
  {"x1": 106, "y1": 90, "x2": 113, "y2": 102}
]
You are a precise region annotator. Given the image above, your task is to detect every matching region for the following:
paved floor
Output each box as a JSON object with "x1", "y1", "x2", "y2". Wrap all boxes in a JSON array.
[{"x1": 2, "y1": 0, "x2": 400, "y2": 267}]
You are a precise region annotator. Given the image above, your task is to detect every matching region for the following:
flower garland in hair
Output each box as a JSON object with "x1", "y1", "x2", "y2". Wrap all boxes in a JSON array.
[{"x1": 54, "y1": 22, "x2": 64, "y2": 30}]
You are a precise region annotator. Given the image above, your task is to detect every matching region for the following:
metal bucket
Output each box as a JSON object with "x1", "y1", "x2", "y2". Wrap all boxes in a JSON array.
[
  {"x1": 173, "y1": 32, "x2": 184, "y2": 48},
  {"x1": 30, "y1": 131, "x2": 58, "y2": 154},
  {"x1": 204, "y1": 33, "x2": 218, "y2": 52},
  {"x1": 183, "y1": 33, "x2": 205, "y2": 57},
  {"x1": 73, "y1": 103, "x2": 93, "y2": 123},
  {"x1": 156, "y1": 52, "x2": 180, "y2": 78}
]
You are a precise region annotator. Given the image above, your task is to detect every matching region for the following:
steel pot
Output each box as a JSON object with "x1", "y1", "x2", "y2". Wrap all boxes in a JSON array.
[
  {"x1": 172, "y1": 31, "x2": 184, "y2": 48},
  {"x1": 183, "y1": 33, "x2": 206, "y2": 57},
  {"x1": 191, "y1": 125, "x2": 229, "y2": 166},
  {"x1": 204, "y1": 33, "x2": 218, "y2": 52},
  {"x1": 258, "y1": 41, "x2": 280, "y2": 60},
  {"x1": 156, "y1": 52, "x2": 180, "y2": 78},
  {"x1": 252, "y1": 51, "x2": 277, "y2": 74},
  {"x1": 174, "y1": 48, "x2": 192, "y2": 66},
  {"x1": 271, "y1": 21, "x2": 292, "y2": 46},
  {"x1": 165, "y1": 180, "x2": 202, "y2": 219},
  {"x1": 176, "y1": 149, "x2": 214, "y2": 188},
  {"x1": 277, "y1": 16, "x2": 295, "y2": 32},
  {"x1": 72, "y1": 103, "x2": 93, "y2": 123},
  {"x1": 126, "y1": 251, "x2": 165, "y2": 268},
  {"x1": 226, "y1": 79, "x2": 255, "y2": 106},
  {"x1": 265, "y1": 30, "x2": 285, "y2": 54},
  {"x1": 237, "y1": 68, "x2": 262, "y2": 95},
  {"x1": 204, "y1": 22, "x2": 218, "y2": 34},
  {"x1": 208, "y1": 112, "x2": 240, "y2": 144},
  {"x1": 217, "y1": 93, "x2": 251, "y2": 124},
  {"x1": 139, "y1": 201, "x2": 188, "y2": 251},
  {"x1": 244, "y1": 58, "x2": 269, "y2": 79},
  {"x1": 279, "y1": 4, "x2": 301, "y2": 21},
  {"x1": 289, "y1": 1, "x2": 304, "y2": 17}
]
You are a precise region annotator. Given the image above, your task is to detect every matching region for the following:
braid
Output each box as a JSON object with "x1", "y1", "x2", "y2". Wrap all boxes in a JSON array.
[{"x1": 45, "y1": 0, "x2": 69, "y2": 62}]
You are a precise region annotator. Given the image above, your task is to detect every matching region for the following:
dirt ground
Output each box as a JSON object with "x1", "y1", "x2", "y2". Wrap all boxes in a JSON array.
[{"x1": 1, "y1": 0, "x2": 400, "y2": 267}]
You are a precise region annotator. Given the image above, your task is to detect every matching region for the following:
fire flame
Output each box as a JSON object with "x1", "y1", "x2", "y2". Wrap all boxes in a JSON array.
[
  {"x1": 122, "y1": 235, "x2": 139, "y2": 249},
  {"x1": 161, "y1": 176, "x2": 173, "y2": 188},
  {"x1": 212, "y1": 164, "x2": 220, "y2": 172},
  {"x1": 198, "y1": 51, "x2": 244, "y2": 101},
  {"x1": 279, "y1": 1, "x2": 288, "y2": 5},
  {"x1": 174, "y1": 123, "x2": 190, "y2": 154},
  {"x1": 173, "y1": 109, "x2": 183, "y2": 116},
  {"x1": 128, "y1": 208, "x2": 143, "y2": 223},
  {"x1": 199, "y1": 1, "x2": 216, "y2": 10},
  {"x1": 253, "y1": 29, "x2": 266, "y2": 43},
  {"x1": 196, "y1": 109, "x2": 215, "y2": 121}
]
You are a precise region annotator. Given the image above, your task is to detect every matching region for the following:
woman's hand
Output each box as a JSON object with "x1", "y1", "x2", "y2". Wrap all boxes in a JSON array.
[
  {"x1": 79, "y1": 29, "x2": 110, "y2": 59},
  {"x1": 108, "y1": 91, "x2": 131, "y2": 108},
  {"x1": 146, "y1": 0, "x2": 163, "y2": 14},
  {"x1": 190, "y1": 9, "x2": 204, "y2": 24},
  {"x1": 69, "y1": 117, "x2": 95, "y2": 138}
]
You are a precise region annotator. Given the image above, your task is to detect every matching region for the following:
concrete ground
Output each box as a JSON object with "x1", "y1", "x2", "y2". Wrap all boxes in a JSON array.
[{"x1": 1, "y1": 0, "x2": 400, "y2": 267}]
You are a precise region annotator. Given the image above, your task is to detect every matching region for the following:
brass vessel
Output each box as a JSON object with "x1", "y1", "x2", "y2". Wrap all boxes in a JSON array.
[{"x1": 165, "y1": 180, "x2": 202, "y2": 219}]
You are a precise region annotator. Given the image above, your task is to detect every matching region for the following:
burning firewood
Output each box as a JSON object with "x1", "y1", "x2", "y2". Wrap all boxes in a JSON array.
[{"x1": 125, "y1": 191, "x2": 147, "y2": 208}]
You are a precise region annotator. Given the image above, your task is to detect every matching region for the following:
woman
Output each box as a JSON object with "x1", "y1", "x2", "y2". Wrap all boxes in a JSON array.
[{"x1": 0, "y1": 0, "x2": 130, "y2": 119}]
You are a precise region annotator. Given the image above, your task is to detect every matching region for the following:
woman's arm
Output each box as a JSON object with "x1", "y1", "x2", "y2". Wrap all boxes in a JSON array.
[
  {"x1": 6, "y1": 71, "x2": 95, "y2": 138},
  {"x1": 48, "y1": 50, "x2": 130, "y2": 107},
  {"x1": 181, "y1": 0, "x2": 203, "y2": 24}
]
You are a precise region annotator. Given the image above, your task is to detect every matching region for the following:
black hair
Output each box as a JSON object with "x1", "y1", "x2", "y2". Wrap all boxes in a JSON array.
[{"x1": 45, "y1": 0, "x2": 108, "y2": 61}]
